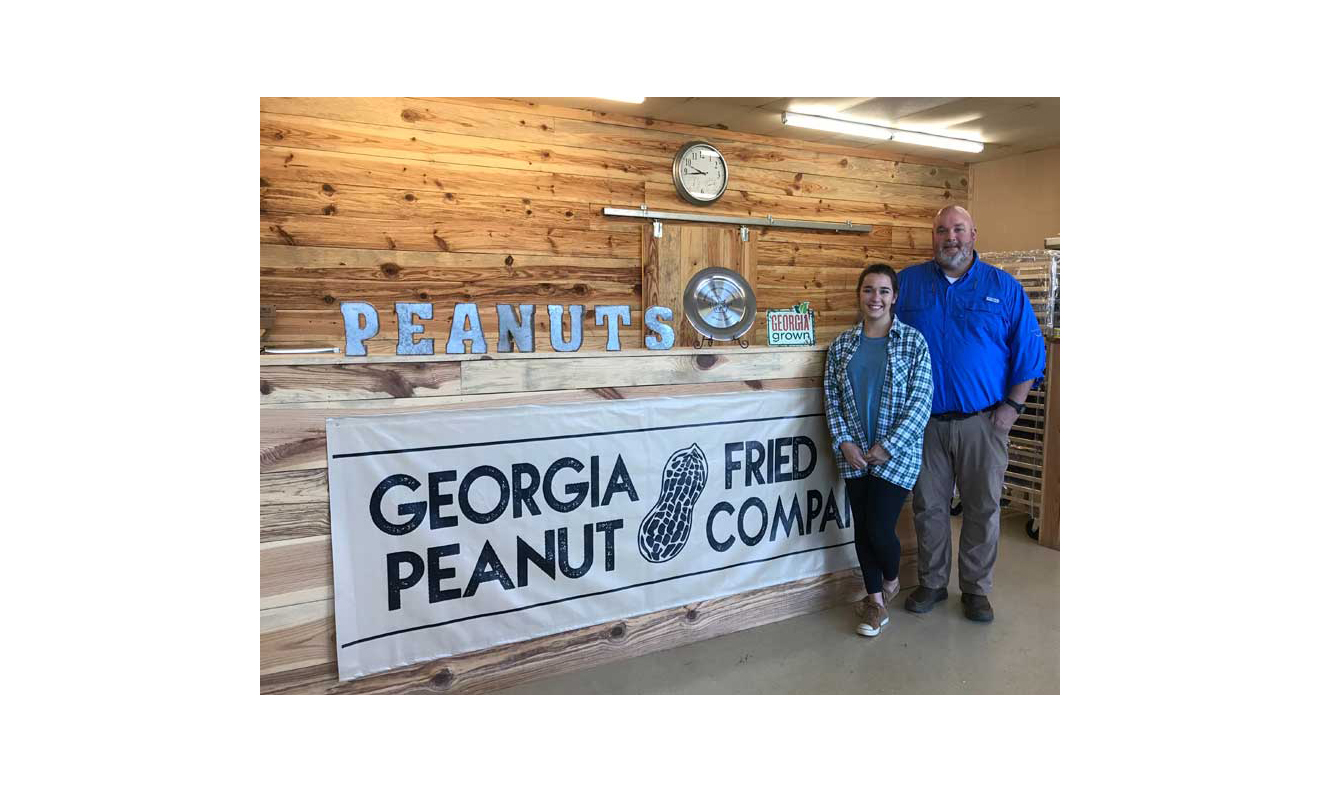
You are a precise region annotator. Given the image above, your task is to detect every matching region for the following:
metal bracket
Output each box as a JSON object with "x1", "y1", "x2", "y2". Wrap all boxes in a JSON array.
[
  {"x1": 739, "y1": 226, "x2": 748, "y2": 242},
  {"x1": 652, "y1": 220, "x2": 663, "y2": 238}
]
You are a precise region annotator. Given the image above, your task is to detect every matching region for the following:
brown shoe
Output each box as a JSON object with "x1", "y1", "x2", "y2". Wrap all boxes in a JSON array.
[
  {"x1": 853, "y1": 579, "x2": 901, "y2": 616},
  {"x1": 855, "y1": 600, "x2": 889, "y2": 637},
  {"x1": 881, "y1": 576, "x2": 900, "y2": 603}
]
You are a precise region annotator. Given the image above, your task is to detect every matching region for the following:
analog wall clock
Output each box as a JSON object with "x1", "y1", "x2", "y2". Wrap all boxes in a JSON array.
[{"x1": 672, "y1": 140, "x2": 729, "y2": 205}]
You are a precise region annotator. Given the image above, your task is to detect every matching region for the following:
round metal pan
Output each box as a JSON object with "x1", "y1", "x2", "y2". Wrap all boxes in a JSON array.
[{"x1": 682, "y1": 266, "x2": 757, "y2": 341}]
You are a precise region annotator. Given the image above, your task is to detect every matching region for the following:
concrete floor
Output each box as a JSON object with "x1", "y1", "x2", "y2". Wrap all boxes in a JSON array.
[{"x1": 499, "y1": 512, "x2": 1059, "y2": 694}]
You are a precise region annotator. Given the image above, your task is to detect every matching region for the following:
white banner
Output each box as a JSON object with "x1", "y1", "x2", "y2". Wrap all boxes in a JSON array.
[{"x1": 327, "y1": 388, "x2": 855, "y2": 681}]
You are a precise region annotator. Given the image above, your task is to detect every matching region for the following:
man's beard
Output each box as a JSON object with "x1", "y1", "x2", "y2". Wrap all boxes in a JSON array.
[{"x1": 935, "y1": 244, "x2": 972, "y2": 270}]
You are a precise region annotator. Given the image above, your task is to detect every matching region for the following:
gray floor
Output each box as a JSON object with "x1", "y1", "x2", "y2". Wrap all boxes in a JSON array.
[{"x1": 499, "y1": 512, "x2": 1059, "y2": 694}]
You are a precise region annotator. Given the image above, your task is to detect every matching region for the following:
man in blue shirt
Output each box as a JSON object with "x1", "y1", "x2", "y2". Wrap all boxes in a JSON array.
[{"x1": 895, "y1": 206, "x2": 1046, "y2": 623}]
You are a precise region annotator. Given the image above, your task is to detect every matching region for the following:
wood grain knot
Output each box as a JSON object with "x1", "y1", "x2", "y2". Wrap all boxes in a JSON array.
[
  {"x1": 609, "y1": 623, "x2": 626, "y2": 639},
  {"x1": 321, "y1": 183, "x2": 335, "y2": 195},
  {"x1": 404, "y1": 193, "x2": 416, "y2": 202},
  {"x1": 695, "y1": 354, "x2": 717, "y2": 370},
  {"x1": 380, "y1": 263, "x2": 400, "y2": 278},
  {"x1": 431, "y1": 669, "x2": 453, "y2": 689},
  {"x1": 401, "y1": 108, "x2": 421, "y2": 122},
  {"x1": 322, "y1": 295, "x2": 336, "y2": 304},
  {"x1": 504, "y1": 255, "x2": 515, "y2": 266},
  {"x1": 686, "y1": 610, "x2": 700, "y2": 622},
  {"x1": 260, "y1": 380, "x2": 272, "y2": 395}
]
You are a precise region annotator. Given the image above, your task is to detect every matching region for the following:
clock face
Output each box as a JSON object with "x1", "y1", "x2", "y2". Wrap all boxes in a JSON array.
[
  {"x1": 683, "y1": 267, "x2": 757, "y2": 341},
  {"x1": 673, "y1": 142, "x2": 728, "y2": 205}
]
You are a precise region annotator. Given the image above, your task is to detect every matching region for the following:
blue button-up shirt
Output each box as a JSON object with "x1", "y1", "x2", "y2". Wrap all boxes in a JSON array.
[{"x1": 895, "y1": 252, "x2": 1045, "y2": 415}]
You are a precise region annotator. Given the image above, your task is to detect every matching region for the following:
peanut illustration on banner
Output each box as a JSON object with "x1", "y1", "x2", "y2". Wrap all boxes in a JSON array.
[{"x1": 638, "y1": 444, "x2": 709, "y2": 563}]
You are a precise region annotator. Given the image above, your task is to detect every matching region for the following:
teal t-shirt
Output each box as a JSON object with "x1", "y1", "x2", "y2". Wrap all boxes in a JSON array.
[{"x1": 846, "y1": 333, "x2": 890, "y2": 450}]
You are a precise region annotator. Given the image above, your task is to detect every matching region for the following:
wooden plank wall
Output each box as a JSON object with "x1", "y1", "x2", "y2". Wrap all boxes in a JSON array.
[
  {"x1": 260, "y1": 97, "x2": 963, "y2": 352},
  {"x1": 259, "y1": 98, "x2": 967, "y2": 693}
]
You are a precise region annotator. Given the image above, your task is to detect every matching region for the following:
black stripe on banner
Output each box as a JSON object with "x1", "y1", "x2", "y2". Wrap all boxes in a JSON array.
[
  {"x1": 340, "y1": 539, "x2": 854, "y2": 649},
  {"x1": 331, "y1": 412, "x2": 826, "y2": 460}
]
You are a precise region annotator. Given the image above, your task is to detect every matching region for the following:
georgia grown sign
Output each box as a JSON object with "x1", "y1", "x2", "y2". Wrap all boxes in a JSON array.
[{"x1": 327, "y1": 388, "x2": 855, "y2": 681}]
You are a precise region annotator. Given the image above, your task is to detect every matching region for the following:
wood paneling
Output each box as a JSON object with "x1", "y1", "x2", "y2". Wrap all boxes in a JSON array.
[
  {"x1": 641, "y1": 182, "x2": 938, "y2": 229},
  {"x1": 261, "y1": 377, "x2": 822, "y2": 474},
  {"x1": 261, "y1": 214, "x2": 638, "y2": 258},
  {"x1": 263, "y1": 97, "x2": 560, "y2": 147},
  {"x1": 258, "y1": 98, "x2": 971, "y2": 693},
  {"x1": 261, "y1": 536, "x2": 332, "y2": 610},
  {"x1": 260, "y1": 99, "x2": 963, "y2": 354},
  {"x1": 460, "y1": 350, "x2": 819, "y2": 394},
  {"x1": 262, "y1": 147, "x2": 646, "y2": 205},
  {"x1": 260, "y1": 469, "x2": 329, "y2": 505},
  {"x1": 260, "y1": 362, "x2": 461, "y2": 404},
  {"x1": 261, "y1": 567, "x2": 865, "y2": 694},
  {"x1": 260, "y1": 500, "x2": 922, "y2": 694},
  {"x1": 641, "y1": 224, "x2": 757, "y2": 348},
  {"x1": 1040, "y1": 340, "x2": 1060, "y2": 550},
  {"x1": 426, "y1": 97, "x2": 972, "y2": 173},
  {"x1": 261, "y1": 112, "x2": 667, "y2": 180},
  {"x1": 261, "y1": 501, "x2": 329, "y2": 542}
]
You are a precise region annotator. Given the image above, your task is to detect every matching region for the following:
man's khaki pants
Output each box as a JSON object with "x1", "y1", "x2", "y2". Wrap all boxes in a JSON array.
[{"x1": 911, "y1": 412, "x2": 1010, "y2": 596}]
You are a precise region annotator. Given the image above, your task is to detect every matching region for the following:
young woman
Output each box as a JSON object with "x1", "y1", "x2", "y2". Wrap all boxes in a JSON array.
[{"x1": 823, "y1": 264, "x2": 933, "y2": 636}]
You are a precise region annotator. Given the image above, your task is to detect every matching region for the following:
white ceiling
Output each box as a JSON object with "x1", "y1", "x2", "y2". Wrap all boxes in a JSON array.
[{"x1": 516, "y1": 97, "x2": 1060, "y2": 164}]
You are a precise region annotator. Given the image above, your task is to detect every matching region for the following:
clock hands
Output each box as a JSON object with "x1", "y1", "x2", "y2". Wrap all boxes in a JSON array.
[{"x1": 686, "y1": 167, "x2": 708, "y2": 176}]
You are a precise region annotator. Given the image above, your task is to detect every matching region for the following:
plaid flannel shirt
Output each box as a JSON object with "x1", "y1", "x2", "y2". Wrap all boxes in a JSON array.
[{"x1": 823, "y1": 318, "x2": 933, "y2": 489}]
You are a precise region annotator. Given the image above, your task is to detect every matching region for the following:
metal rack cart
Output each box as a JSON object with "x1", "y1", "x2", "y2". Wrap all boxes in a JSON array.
[{"x1": 980, "y1": 246, "x2": 1060, "y2": 540}]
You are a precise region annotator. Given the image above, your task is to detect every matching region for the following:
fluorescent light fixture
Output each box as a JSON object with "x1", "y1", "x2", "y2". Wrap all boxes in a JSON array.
[
  {"x1": 890, "y1": 129, "x2": 983, "y2": 153},
  {"x1": 595, "y1": 96, "x2": 645, "y2": 104},
  {"x1": 781, "y1": 111, "x2": 892, "y2": 141},
  {"x1": 782, "y1": 111, "x2": 984, "y2": 153}
]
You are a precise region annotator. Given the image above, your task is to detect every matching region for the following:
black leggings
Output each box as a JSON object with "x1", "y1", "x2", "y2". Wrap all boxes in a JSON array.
[{"x1": 845, "y1": 475, "x2": 909, "y2": 594}]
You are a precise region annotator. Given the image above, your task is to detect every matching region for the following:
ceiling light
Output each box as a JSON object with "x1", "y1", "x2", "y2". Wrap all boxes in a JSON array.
[
  {"x1": 782, "y1": 111, "x2": 984, "y2": 153},
  {"x1": 595, "y1": 96, "x2": 645, "y2": 104},
  {"x1": 781, "y1": 111, "x2": 892, "y2": 141},
  {"x1": 890, "y1": 129, "x2": 984, "y2": 153}
]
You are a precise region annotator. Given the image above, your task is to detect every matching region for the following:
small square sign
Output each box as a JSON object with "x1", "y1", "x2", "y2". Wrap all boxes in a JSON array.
[{"x1": 766, "y1": 303, "x2": 816, "y2": 346}]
